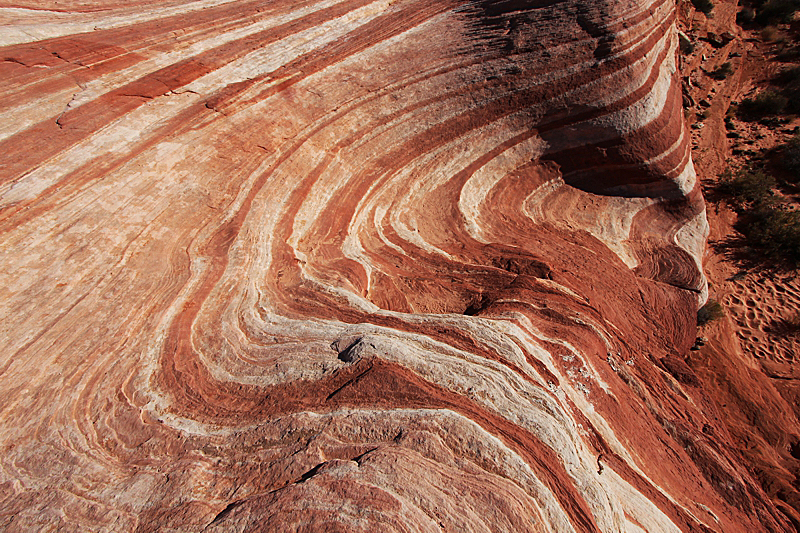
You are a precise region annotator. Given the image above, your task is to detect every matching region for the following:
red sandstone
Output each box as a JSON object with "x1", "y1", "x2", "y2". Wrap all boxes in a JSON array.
[{"x1": 0, "y1": 0, "x2": 792, "y2": 531}]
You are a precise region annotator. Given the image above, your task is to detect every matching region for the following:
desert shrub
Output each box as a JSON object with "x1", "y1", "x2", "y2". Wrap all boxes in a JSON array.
[
  {"x1": 776, "y1": 66, "x2": 800, "y2": 85},
  {"x1": 761, "y1": 25, "x2": 781, "y2": 41},
  {"x1": 738, "y1": 90, "x2": 788, "y2": 120},
  {"x1": 758, "y1": 116, "x2": 788, "y2": 127},
  {"x1": 737, "y1": 7, "x2": 756, "y2": 24},
  {"x1": 717, "y1": 167, "x2": 777, "y2": 205},
  {"x1": 781, "y1": 135, "x2": 800, "y2": 180},
  {"x1": 680, "y1": 34, "x2": 695, "y2": 55},
  {"x1": 775, "y1": 67, "x2": 800, "y2": 114},
  {"x1": 742, "y1": 204, "x2": 800, "y2": 263},
  {"x1": 785, "y1": 92, "x2": 800, "y2": 114},
  {"x1": 710, "y1": 62, "x2": 733, "y2": 80},
  {"x1": 692, "y1": 0, "x2": 714, "y2": 14},
  {"x1": 769, "y1": 312, "x2": 800, "y2": 335},
  {"x1": 785, "y1": 312, "x2": 800, "y2": 332},
  {"x1": 755, "y1": 0, "x2": 800, "y2": 24},
  {"x1": 717, "y1": 167, "x2": 800, "y2": 266},
  {"x1": 698, "y1": 300, "x2": 725, "y2": 325},
  {"x1": 776, "y1": 45, "x2": 800, "y2": 61}
]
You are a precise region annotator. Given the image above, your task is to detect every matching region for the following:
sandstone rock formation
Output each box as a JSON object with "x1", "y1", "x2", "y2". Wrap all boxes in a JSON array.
[{"x1": 0, "y1": 0, "x2": 792, "y2": 531}]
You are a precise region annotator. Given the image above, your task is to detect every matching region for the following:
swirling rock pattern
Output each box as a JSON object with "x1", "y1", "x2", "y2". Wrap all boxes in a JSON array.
[{"x1": 0, "y1": 0, "x2": 791, "y2": 531}]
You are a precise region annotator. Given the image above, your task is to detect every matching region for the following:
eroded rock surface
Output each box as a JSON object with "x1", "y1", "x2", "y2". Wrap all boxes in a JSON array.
[{"x1": 0, "y1": 0, "x2": 790, "y2": 531}]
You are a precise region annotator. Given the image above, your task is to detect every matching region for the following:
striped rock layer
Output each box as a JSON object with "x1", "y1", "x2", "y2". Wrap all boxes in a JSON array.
[{"x1": 0, "y1": 0, "x2": 789, "y2": 531}]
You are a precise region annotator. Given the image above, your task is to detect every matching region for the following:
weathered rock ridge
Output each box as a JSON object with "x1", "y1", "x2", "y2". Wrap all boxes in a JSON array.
[{"x1": 0, "y1": 0, "x2": 790, "y2": 531}]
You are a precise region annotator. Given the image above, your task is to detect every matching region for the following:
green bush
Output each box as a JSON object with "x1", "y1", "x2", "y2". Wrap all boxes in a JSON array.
[
  {"x1": 738, "y1": 90, "x2": 788, "y2": 120},
  {"x1": 719, "y1": 166, "x2": 800, "y2": 266},
  {"x1": 760, "y1": 25, "x2": 781, "y2": 42},
  {"x1": 743, "y1": 205, "x2": 800, "y2": 263},
  {"x1": 680, "y1": 35, "x2": 695, "y2": 55},
  {"x1": 775, "y1": 66, "x2": 800, "y2": 86},
  {"x1": 776, "y1": 46, "x2": 800, "y2": 61},
  {"x1": 755, "y1": 0, "x2": 800, "y2": 25},
  {"x1": 717, "y1": 167, "x2": 777, "y2": 205},
  {"x1": 737, "y1": 7, "x2": 756, "y2": 25},
  {"x1": 698, "y1": 300, "x2": 725, "y2": 325},
  {"x1": 785, "y1": 312, "x2": 800, "y2": 333},
  {"x1": 781, "y1": 135, "x2": 800, "y2": 180},
  {"x1": 692, "y1": 0, "x2": 714, "y2": 14},
  {"x1": 775, "y1": 67, "x2": 800, "y2": 114},
  {"x1": 710, "y1": 62, "x2": 733, "y2": 80}
]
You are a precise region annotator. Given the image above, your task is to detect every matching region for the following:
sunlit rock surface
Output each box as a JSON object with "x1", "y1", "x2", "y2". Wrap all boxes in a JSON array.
[{"x1": 0, "y1": 0, "x2": 790, "y2": 531}]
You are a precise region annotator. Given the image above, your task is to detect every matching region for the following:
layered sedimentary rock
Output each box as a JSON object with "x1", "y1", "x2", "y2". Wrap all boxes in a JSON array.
[{"x1": 0, "y1": 0, "x2": 791, "y2": 531}]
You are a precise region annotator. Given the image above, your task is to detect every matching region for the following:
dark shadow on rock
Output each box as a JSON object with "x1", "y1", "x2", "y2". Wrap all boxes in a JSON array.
[
  {"x1": 710, "y1": 228, "x2": 799, "y2": 274},
  {"x1": 763, "y1": 316, "x2": 800, "y2": 337},
  {"x1": 456, "y1": 0, "x2": 568, "y2": 53},
  {"x1": 710, "y1": 235, "x2": 776, "y2": 272}
]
